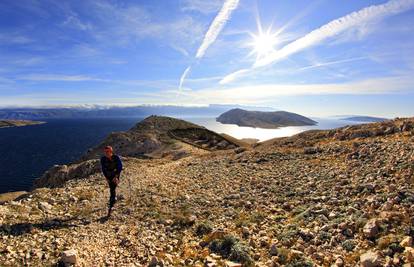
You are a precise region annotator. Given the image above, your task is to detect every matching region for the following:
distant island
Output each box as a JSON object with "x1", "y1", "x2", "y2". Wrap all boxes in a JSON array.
[
  {"x1": 216, "y1": 108, "x2": 317, "y2": 129},
  {"x1": 341, "y1": 116, "x2": 388, "y2": 122},
  {"x1": 0, "y1": 119, "x2": 45, "y2": 128}
]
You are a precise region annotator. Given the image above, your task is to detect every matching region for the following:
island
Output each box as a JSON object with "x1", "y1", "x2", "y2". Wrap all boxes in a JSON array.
[
  {"x1": 0, "y1": 119, "x2": 45, "y2": 128},
  {"x1": 340, "y1": 116, "x2": 388, "y2": 123},
  {"x1": 216, "y1": 108, "x2": 317, "y2": 129}
]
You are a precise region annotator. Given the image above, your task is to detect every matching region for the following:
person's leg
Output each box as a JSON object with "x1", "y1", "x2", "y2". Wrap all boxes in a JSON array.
[{"x1": 109, "y1": 181, "x2": 117, "y2": 208}]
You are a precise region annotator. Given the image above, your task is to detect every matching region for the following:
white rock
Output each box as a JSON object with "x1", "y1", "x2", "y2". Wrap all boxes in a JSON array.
[{"x1": 38, "y1": 202, "x2": 52, "y2": 212}]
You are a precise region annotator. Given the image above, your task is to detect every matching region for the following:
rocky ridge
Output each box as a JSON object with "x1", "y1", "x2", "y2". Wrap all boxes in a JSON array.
[
  {"x1": 1, "y1": 117, "x2": 414, "y2": 266},
  {"x1": 33, "y1": 116, "x2": 241, "y2": 188}
]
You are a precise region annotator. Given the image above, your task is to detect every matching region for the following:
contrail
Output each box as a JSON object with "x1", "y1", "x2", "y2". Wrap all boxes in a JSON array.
[
  {"x1": 178, "y1": 0, "x2": 240, "y2": 91},
  {"x1": 196, "y1": 0, "x2": 240, "y2": 59},
  {"x1": 220, "y1": 0, "x2": 414, "y2": 84},
  {"x1": 178, "y1": 66, "x2": 191, "y2": 91},
  {"x1": 298, "y1": 56, "x2": 367, "y2": 71}
]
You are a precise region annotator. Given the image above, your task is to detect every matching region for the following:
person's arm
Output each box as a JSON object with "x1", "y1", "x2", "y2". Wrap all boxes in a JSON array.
[
  {"x1": 100, "y1": 157, "x2": 108, "y2": 179},
  {"x1": 116, "y1": 155, "x2": 123, "y2": 176}
]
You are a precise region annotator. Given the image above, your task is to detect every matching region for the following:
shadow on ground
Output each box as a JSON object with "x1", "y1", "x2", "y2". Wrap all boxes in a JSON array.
[{"x1": 0, "y1": 208, "x2": 105, "y2": 236}]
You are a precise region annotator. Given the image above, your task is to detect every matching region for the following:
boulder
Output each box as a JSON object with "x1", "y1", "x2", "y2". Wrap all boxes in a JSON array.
[
  {"x1": 360, "y1": 250, "x2": 382, "y2": 267},
  {"x1": 363, "y1": 219, "x2": 379, "y2": 238},
  {"x1": 60, "y1": 249, "x2": 77, "y2": 265}
]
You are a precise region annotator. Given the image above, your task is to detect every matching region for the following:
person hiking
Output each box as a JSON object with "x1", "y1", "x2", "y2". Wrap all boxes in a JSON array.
[{"x1": 100, "y1": 145, "x2": 123, "y2": 217}]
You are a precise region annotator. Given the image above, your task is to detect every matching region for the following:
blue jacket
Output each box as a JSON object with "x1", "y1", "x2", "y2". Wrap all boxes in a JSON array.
[{"x1": 100, "y1": 155, "x2": 123, "y2": 179}]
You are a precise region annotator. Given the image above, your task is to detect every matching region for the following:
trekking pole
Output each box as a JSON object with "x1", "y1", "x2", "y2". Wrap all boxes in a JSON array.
[{"x1": 128, "y1": 170, "x2": 132, "y2": 202}]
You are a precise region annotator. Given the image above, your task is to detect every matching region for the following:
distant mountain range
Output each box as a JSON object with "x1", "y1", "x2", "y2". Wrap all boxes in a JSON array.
[
  {"x1": 0, "y1": 104, "x2": 275, "y2": 119},
  {"x1": 216, "y1": 108, "x2": 317, "y2": 129}
]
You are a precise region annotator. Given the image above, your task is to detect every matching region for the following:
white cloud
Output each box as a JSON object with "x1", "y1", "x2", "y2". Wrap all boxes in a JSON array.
[
  {"x1": 62, "y1": 14, "x2": 93, "y2": 31},
  {"x1": 180, "y1": 0, "x2": 223, "y2": 14},
  {"x1": 255, "y1": 0, "x2": 414, "y2": 68},
  {"x1": 219, "y1": 68, "x2": 249, "y2": 84},
  {"x1": 195, "y1": 0, "x2": 240, "y2": 59},
  {"x1": 178, "y1": 0, "x2": 240, "y2": 90},
  {"x1": 18, "y1": 74, "x2": 103, "y2": 82},
  {"x1": 89, "y1": 2, "x2": 205, "y2": 48},
  {"x1": 221, "y1": 0, "x2": 414, "y2": 84},
  {"x1": 297, "y1": 57, "x2": 368, "y2": 71},
  {"x1": 0, "y1": 33, "x2": 32, "y2": 44},
  {"x1": 164, "y1": 75, "x2": 414, "y2": 106}
]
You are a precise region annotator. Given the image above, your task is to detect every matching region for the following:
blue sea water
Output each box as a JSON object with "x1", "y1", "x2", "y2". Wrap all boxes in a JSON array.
[
  {"x1": 0, "y1": 116, "x2": 362, "y2": 194},
  {"x1": 0, "y1": 118, "x2": 140, "y2": 194}
]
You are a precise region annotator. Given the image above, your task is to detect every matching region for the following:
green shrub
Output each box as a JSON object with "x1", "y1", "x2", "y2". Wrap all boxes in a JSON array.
[
  {"x1": 195, "y1": 221, "x2": 213, "y2": 236},
  {"x1": 342, "y1": 240, "x2": 355, "y2": 251},
  {"x1": 208, "y1": 234, "x2": 254, "y2": 266}
]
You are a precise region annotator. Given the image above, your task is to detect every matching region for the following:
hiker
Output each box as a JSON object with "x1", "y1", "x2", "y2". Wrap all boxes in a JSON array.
[{"x1": 100, "y1": 145, "x2": 123, "y2": 217}]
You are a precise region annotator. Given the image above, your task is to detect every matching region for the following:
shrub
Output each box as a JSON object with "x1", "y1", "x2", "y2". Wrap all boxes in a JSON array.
[
  {"x1": 195, "y1": 221, "x2": 213, "y2": 236},
  {"x1": 342, "y1": 239, "x2": 355, "y2": 251},
  {"x1": 208, "y1": 234, "x2": 254, "y2": 266},
  {"x1": 229, "y1": 243, "x2": 254, "y2": 266}
]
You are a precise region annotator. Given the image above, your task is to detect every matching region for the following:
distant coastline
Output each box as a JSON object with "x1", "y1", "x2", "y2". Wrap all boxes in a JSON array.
[{"x1": 0, "y1": 119, "x2": 46, "y2": 129}]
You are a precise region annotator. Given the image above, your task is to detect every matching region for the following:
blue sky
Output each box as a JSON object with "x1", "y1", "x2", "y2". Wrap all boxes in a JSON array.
[{"x1": 1, "y1": 0, "x2": 414, "y2": 117}]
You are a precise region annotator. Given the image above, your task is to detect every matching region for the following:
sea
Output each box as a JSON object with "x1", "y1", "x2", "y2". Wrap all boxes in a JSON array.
[{"x1": 0, "y1": 117, "x2": 362, "y2": 194}]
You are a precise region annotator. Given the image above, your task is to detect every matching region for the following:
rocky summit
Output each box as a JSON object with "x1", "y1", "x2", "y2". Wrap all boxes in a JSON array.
[{"x1": 1, "y1": 116, "x2": 414, "y2": 266}]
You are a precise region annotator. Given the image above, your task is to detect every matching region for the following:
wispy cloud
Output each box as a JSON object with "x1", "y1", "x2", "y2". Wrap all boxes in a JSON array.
[
  {"x1": 179, "y1": 0, "x2": 240, "y2": 91},
  {"x1": 0, "y1": 33, "x2": 33, "y2": 44},
  {"x1": 171, "y1": 75, "x2": 414, "y2": 106},
  {"x1": 180, "y1": 0, "x2": 223, "y2": 14},
  {"x1": 297, "y1": 57, "x2": 368, "y2": 71},
  {"x1": 18, "y1": 74, "x2": 103, "y2": 82},
  {"x1": 195, "y1": 0, "x2": 240, "y2": 59},
  {"x1": 221, "y1": 0, "x2": 414, "y2": 84}
]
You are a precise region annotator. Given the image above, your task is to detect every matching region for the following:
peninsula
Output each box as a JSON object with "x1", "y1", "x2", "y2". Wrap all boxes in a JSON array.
[{"x1": 0, "y1": 120, "x2": 45, "y2": 128}]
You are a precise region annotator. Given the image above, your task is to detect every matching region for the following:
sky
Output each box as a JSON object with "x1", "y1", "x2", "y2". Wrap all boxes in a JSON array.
[{"x1": 0, "y1": 0, "x2": 414, "y2": 117}]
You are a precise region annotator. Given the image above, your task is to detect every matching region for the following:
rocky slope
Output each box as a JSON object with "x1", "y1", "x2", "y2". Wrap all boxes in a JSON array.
[
  {"x1": 80, "y1": 115, "x2": 240, "y2": 161},
  {"x1": 33, "y1": 116, "x2": 241, "y2": 189},
  {"x1": 0, "y1": 119, "x2": 45, "y2": 128},
  {"x1": 216, "y1": 109, "x2": 317, "y2": 129},
  {"x1": 1, "y1": 117, "x2": 414, "y2": 266}
]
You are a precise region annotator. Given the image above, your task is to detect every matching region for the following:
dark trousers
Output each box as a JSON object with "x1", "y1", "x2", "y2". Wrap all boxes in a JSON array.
[{"x1": 108, "y1": 179, "x2": 117, "y2": 208}]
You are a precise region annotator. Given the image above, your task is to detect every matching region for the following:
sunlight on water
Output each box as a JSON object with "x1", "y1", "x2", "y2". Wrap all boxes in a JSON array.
[{"x1": 183, "y1": 117, "x2": 360, "y2": 142}]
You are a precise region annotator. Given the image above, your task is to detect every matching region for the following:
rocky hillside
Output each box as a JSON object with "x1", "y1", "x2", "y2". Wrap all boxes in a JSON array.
[
  {"x1": 216, "y1": 109, "x2": 317, "y2": 129},
  {"x1": 80, "y1": 115, "x2": 240, "y2": 161},
  {"x1": 1, "y1": 117, "x2": 414, "y2": 266},
  {"x1": 33, "y1": 116, "x2": 241, "y2": 189}
]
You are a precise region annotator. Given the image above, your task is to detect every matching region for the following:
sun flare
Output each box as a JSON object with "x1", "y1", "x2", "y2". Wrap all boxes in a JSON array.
[{"x1": 250, "y1": 30, "x2": 279, "y2": 59}]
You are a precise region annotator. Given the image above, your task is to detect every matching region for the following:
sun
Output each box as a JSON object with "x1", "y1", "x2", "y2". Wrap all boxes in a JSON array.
[{"x1": 248, "y1": 29, "x2": 280, "y2": 59}]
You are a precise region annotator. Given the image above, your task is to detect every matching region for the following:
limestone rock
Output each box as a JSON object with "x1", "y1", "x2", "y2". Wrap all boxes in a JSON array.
[
  {"x1": 60, "y1": 249, "x2": 77, "y2": 265},
  {"x1": 360, "y1": 251, "x2": 382, "y2": 267},
  {"x1": 363, "y1": 219, "x2": 379, "y2": 238}
]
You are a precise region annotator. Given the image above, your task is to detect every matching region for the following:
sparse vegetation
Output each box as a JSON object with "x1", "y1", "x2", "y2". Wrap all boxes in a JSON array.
[{"x1": 1, "y1": 117, "x2": 414, "y2": 265}]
